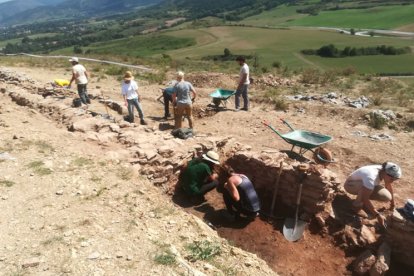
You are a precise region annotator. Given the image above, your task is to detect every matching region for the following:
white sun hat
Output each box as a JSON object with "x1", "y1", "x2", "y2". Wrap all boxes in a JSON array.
[{"x1": 202, "y1": 151, "x2": 220, "y2": 165}]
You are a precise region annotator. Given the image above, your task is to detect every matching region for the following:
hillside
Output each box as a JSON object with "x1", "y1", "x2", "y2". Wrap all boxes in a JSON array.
[
  {"x1": 0, "y1": 0, "x2": 161, "y2": 25},
  {"x1": 0, "y1": 0, "x2": 66, "y2": 23}
]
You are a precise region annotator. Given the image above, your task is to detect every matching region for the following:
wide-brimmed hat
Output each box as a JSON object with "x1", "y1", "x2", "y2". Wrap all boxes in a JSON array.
[
  {"x1": 124, "y1": 71, "x2": 134, "y2": 81},
  {"x1": 202, "y1": 151, "x2": 220, "y2": 165},
  {"x1": 69, "y1": 57, "x2": 79, "y2": 63},
  {"x1": 384, "y1": 162, "x2": 402, "y2": 179}
]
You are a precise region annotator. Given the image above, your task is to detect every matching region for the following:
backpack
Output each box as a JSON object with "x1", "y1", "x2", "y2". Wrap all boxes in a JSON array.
[{"x1": 171, "y1": 128, "x2": 193, "y2": 140}]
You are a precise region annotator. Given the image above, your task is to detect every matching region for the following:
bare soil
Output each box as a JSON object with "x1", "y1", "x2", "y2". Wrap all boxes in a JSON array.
[{"x1": 1, "y1": 65, "x2": 413, "y2": 275}]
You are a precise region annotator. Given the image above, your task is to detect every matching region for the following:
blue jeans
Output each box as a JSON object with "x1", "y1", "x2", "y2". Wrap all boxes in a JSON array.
[
  {"x1": 77, "y1": 84, "x2": 90, "y2": 105},
  {"x1": 163, "y1": 90, "x2": 173, "y2": 117},
  {"x1": 127, "y1": 98, "x2": 144, "y2": 122},
  {"x1": 235, "y1": 84, "x2": 249, "y2": 109}
]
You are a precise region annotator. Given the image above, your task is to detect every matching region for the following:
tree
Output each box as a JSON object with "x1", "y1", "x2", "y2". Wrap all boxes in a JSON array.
[
  {"x1": 350, "y1": 28, "x2": 356, "y2": 35},
  {"x1": 223, "y1": 48, "x2": 231, "y2": 57},
  {"x1": 73, "y1": 45, "x2": 83, "y2": 54}
]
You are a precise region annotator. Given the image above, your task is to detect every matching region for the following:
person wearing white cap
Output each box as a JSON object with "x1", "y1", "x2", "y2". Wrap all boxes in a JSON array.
[
  {"x1": 344, "y1": 162, "x2": 402, "y2": 227},
  {"x1": 180, "y1": 151, "x2": 220, "y2": 197},
  {"x1": 68, "y1": 57, "x2": 90, "y2": 106}
]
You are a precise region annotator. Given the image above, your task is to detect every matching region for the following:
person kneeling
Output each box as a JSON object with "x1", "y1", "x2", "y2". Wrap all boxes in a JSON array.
[
  {"x1": 223, "y1": 166, "x2": 261, "y2": 220},
  {"x1": 180, "y1": 151, "x2": 220, "y2": 199},
  {"x1": 344, "y1": 162, "x2": 402, "y2": 228}
]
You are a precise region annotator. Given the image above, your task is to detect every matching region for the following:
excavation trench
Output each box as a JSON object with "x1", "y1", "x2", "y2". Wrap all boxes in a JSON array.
[{"x1": 170, "y1": 151, "x2": 414, "y2": 276}]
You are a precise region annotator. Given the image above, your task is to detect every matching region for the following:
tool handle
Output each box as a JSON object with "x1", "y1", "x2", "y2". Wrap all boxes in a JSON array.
[
  {"x1": 280, "y1": 118, "x2": 295, "y2": 131},
  {"x1": 270, "y1": 161, "x2": 284, "y2": 214}
]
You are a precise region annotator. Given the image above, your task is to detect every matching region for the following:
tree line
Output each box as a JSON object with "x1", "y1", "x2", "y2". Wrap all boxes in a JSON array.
[{"x1": 301, "y1": 44, "x2": 411, "y2": 58}]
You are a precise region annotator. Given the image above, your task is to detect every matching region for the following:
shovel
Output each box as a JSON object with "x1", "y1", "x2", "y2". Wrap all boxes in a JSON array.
[
  {"x1": 283, "y1": 171, "x2": 307, "y2": 242},
  {"x1": 261, "y1": 161, "x2": 284, "y2": 220}
]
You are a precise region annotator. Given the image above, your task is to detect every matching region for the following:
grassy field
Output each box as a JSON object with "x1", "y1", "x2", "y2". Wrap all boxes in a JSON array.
[
  {"x1": 72, "y1": 34, "x2": 195, "y2": 57},
  {"x1": 163, "y1": 26, "x2": 414, "y2": 74},
  {"x1": 283, "y1": 4, "x2": 414, "y2": 30},
  {"x1": 240, "y1": 5, "x2": 306, "y2": 27}
]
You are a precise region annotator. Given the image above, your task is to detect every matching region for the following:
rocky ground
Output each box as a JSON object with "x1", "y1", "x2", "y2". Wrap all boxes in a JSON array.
[{"x1": 0, "y1": 64, "x2": 413, "y2": 276}]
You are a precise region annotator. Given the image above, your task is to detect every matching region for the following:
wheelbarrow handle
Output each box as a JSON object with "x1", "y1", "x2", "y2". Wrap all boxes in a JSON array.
[{"x1": 280, "y1": 118, "x2": 295, "y2": 131}]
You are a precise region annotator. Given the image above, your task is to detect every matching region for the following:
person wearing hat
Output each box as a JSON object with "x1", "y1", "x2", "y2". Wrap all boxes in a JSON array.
[
  {"x1": 121, "y1": 71, "x2": 147, "y2": 125},
  {"x1": 68, "y1": 57, "x2": 91, "y2": 106},
  {"x1": 172, "y1": 71, "x2": 196, "y2": 129},
  {"x1": 221, "y1": 166, "x2": 261, "y2": 220},
  {"x1": 344, "y1": 162, "x2": 402, "y2": 227},
  {"x1": 180, "y1": 151, "x2": 220, "y2": 197}
]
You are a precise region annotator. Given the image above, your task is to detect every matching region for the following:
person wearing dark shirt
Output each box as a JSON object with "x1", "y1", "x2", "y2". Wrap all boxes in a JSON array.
[
  {"x1": 222, "y1": 166, "x2": 261, "y2": 220},
  {"x1": 180, "y1": 151, "x2": 220, "y2": 196}
]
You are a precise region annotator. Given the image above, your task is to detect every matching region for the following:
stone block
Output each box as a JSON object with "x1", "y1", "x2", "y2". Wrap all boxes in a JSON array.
[{"x1": 353, "y1": 250, "x2": 376, "y2": 275}]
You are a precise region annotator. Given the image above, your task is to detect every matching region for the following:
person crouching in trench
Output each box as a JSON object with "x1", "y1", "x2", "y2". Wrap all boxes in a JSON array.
[
  {"x1": 180, "y1": 151, "x2": 220, "y2": 200},
  {"x1": 221, "y1": 166, "x2": 261, "y2": 221},
  {"x1": 344, "y1": 161, "x2": 402, "y2": 228}
]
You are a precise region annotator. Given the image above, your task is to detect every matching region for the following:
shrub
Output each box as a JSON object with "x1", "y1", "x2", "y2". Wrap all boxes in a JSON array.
[
  {"x1": 369, "y1": 112, "x2": 387, "y2": 129},
  {"x1": 273, "y1": 98, "x2": 289, "y2": 111},
  {"x1": 301, "y1": 68, "x2": 320, "y2": 84},
  {"x1": 272, "y1": 61, "x2": 281, "y2": 68},
  {"x1": 186, "y1": 240, "x2": 221, "y2": 261},
  {"x1": 154, "y1": 250, "x2": 177, "y2": 266}
]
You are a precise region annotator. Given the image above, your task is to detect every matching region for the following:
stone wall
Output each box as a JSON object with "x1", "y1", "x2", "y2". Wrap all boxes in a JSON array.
[
  {"x1": 385, "y1": 211, "x2": 414, "y2": 266},
  {"x1": 225, "y1": 151, "x2": 341, "y2": 215}
]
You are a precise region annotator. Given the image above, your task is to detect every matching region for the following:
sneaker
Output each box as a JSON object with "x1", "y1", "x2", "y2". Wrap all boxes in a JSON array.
[
  {"x1": 234, "y1": 108, "x2": 241, "y2": 112},
  {"x1": 140, "y1": 119, "x2": 148, "y2": 125},
  {"x1": 241, "y1": 107, "x2": 248, "y2": 111}
]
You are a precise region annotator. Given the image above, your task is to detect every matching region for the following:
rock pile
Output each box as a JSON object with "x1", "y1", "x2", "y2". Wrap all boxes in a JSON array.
[
  {"x1": 0, "y1": 67, "x2": 36, "y2": 85},
  {"x1": 185, "y1": 73, "x2": 236, "y2": 89},
  {"x1": 225, "y1": 151, "x2": 341, "y2": 215},
  {"x1": 286, "y1": 93, "x2": 371, "y2": 108},
  {"x1": 353, "y1": 242, "x2": 391, "y2": 276},
  {"x1": 255, "y1": 74, "x2": 294, "y2": 88}
]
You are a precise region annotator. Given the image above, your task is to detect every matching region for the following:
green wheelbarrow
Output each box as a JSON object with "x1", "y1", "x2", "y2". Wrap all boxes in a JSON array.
[
  {"x1": 209, "y1": 89, "x2": 236, "y2": 108},
  {"x1": 263, "y1": 119, "x2": 334, "y2": 164}
]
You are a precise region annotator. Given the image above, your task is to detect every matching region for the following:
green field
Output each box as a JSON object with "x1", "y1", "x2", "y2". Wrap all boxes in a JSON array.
[
  {"x1": 82, "y1": 34, "x2": 195, "y2": 57},
  {"x1": 240, "y1": 5, "x2": 306, "y2": 27},
  {"x1": 283, "y1": 4, "x2": 414, "y2": 29},
  {"x1": 162, "y1": 26, "x2": 414, "y2": 74}
]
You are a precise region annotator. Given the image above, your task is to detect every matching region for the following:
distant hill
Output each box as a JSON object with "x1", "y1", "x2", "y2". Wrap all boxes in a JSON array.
[
  {"x1": 0, "y1": 0, "x2": 66, "y2": 23},
  {"x1": 154, "y1": 0, "x2": 290, "y2": 20},
  {"x1": 0, "y1": 0, "x2": 161, "y2": 25}
]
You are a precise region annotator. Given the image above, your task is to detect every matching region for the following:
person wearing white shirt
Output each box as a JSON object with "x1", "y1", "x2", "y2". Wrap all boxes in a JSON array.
[
  {"x1": 68, "y1": 57, "x2": 91, "y2": 105},
  {"x1": 121, "y1": 71, "x2": 147, "y2": 125},
  {"x1": 344, "y1": 162, "x2": 402, "y2": 228},
  {"x1": 235, "y1": 56, "x2": 250, "y2": 111}
]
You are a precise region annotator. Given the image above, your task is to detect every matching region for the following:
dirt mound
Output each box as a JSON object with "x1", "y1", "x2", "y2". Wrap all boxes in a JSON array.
[{"x1": 185, "y1": 72, "x2": 237, "y2": 89}]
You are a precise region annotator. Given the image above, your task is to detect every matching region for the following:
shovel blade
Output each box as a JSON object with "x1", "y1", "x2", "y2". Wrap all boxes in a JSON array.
[{"x1": 283, "y1": 218, "x2": 307, "y2": 242}]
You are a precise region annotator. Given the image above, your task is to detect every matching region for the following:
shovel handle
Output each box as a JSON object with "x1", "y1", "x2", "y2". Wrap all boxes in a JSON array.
[{"x1": 270, "y1": 161, "x2": 284, "y2": 214}]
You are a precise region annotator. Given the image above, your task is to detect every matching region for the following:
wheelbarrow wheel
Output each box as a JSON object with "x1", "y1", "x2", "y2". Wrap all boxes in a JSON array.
[
  {"x1": 313, "y1": 147, "x2": 333, "y2": 165},
  {"x1": 213, "y1": 98, "x2": 221, "y2": 107}
]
